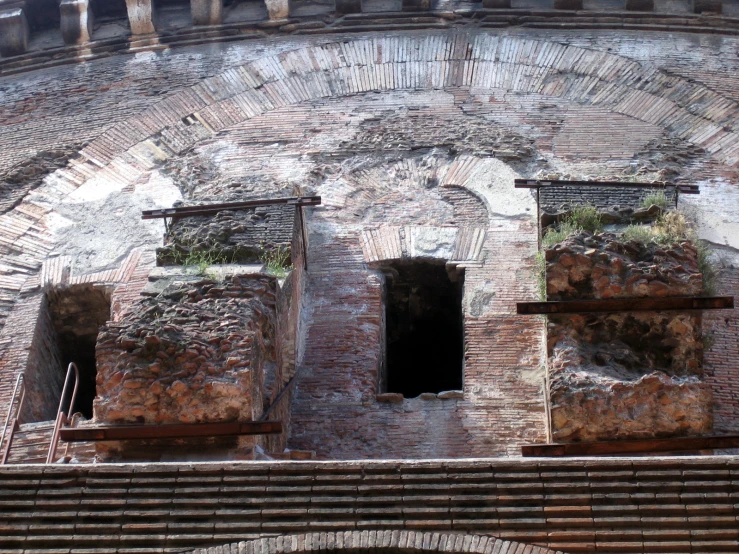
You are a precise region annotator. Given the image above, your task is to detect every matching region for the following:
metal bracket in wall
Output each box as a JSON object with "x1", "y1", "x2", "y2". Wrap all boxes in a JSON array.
[
  {"x1": 141, "y1": 196, "x2": 322, "y2": 220},
  {"x1": 516, "y1": 296, "x2": 734, "y2": 315},
  {"x1": 514, "y1": 179, "x2": 699, "y2": 194},
  {"x1": 59, "y1": 420, "x2": 283, "y2": 441},
  {"x1": 522, "y1": 433, "x2": 739, "y2": 457}
]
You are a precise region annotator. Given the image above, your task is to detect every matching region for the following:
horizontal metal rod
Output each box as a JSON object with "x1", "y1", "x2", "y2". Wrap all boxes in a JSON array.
[
  {"x1": 59, "y1": 420, "x2": 283, "y2": 441},
  {"x1": 514, "y1": 179, "x2": 699, "y2": 193},
  {"x1": 522, "y1": 434, "x2": 739, "y2": 457},
  {"x1": 517, "y1": 296, "x2": 734, "y2": 315},
  {"x1": 141, "y1": 196, "x2": 322, "y2": 220}
]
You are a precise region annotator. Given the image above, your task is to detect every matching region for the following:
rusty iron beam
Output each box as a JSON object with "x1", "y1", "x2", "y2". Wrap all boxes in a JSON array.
[
  {"x1": 514, "y1": 179, "x2": 699, "y2": 194},
  {"x1": 522, "y1": 434, "x2": 739, "y2": 457},
  {"x1": 141, "y1": 196, "x2": 322, "y2": 220},
  {"x1": 59, "y1": 420, "x2": 283, "y2": 441},
  {"x1": 517, "y1": 296, "x2": 734, "y2": 315}
]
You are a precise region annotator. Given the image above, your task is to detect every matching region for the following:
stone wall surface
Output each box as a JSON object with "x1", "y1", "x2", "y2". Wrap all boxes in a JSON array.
[
  {"x1": 539, "y1": 185, "x2": 677, "y2": 215},
  {"x1": 0, "y1": 24, "x2": 737, "y2": 461}
]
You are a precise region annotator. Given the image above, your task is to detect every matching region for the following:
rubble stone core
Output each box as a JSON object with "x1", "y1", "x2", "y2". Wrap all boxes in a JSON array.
[
  {"x1": 94, "y1": 272, "x2": 279, "y2": 460},
  {"x1": 545, "y1": 232, "x2": 712, "y2": 443}
]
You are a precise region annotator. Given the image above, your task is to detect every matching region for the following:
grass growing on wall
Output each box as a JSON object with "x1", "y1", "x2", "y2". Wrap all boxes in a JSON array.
[
  {"x1": 623, "y1": 211, "x2": 717, "y2": 296},
  {"x1": 640, "y1": 191, "x2": 669, "y2": 210},
  {"x1": 170, "y1": 248, "x2": 234, "y2": 274},
  {"x1": 535, "y1": 251, "x2": 547, "y2": 300},
  {"x1": 568, "y1": 204, "x2": 603, "y2": 233},
  {"x1": 263, "y1": 245, "x2": 292, "y2": 278},
  {"x1": 542, "y1": 204, "x2": 602, "y2": 248}
]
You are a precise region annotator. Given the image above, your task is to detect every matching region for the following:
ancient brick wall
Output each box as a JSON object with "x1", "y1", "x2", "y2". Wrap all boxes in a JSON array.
[
  {"x1": 0, "y1": 27, "x2": 738, "y2": 460},
  {"x1": 20, "y1": 293, "x2": 64, "y2": 422},
  {"x1": 539, "y1": 185, "x2": 677, "y2": 213},
  {"x1": 188, "y1": 532, "x2": 559, "y2": 554},
  {"x1": 704, "y1": 267, "x2": 739, "y2": 434},
  {"x1": 1, "y1": 458, "x2": 739, "y2": 553}
]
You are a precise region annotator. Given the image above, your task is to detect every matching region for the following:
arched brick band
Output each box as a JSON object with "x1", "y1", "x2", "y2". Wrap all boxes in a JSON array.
[
  {"x1": 52, "y1": 32, "x2": 738, "y2": 206},
  {"x1": 187, "y1": 531, "x2": 562, "y2": 554}
]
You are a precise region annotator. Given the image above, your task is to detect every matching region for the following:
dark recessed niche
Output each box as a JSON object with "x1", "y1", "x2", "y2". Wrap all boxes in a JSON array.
[
  {"x1": 47, "y1": 285, "x2": 111, "y2": 419},
  {"x1": 89, "y1": 0, "x2": 128, "y2": 20},
  {"x1": 25, "y1": 0, "x2": 61, "y2": 32},
  {"x1": 383, "y1": 261, "x2": 463, "y2": 398}
]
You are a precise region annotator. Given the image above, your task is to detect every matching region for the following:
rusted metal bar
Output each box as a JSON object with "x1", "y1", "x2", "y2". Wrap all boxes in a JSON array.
[
  {"x1": 141, "y1": 196, "x2": 322, "y2": 220},
  {"x1": 522, "y1": 434, "x2": 739, "y2": 457},
  {"x1": 260, "y1": 372, "x2": 301, "y2": 422},
  {"x1": 0, "y1": 374, "x2": 23, "y2": 464},
  {"x1": 514, "y1": 179, "x2": 699, "y2": 194},
  {"x1": 46, "y1": 362, "x2": 79, "y2": 464},
  {"x1": 60, "y1": 420, "x2": 283, "y2": 441},
  {"x1": 298, "y1": 205, "x2": 309, "y2": 271},
  {"x1": 517, "y1": 296, "x2": 734, "y2": 315},
  {"x1": 1, "y1": 420, "x2": 19, "y2": 465}
]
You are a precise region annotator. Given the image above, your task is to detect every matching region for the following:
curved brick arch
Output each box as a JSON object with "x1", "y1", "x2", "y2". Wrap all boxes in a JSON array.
[
  {"x1": 187, "y1": 531, "x2": 562, "y2": 554},
  {"x1": 48, "y1": 32, "x2": 739, "y2": 204}
]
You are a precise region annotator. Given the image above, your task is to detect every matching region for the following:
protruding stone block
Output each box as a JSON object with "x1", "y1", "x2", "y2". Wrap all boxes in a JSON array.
[
  {"x1": 191, "y1": 0, "x2": 222, "y2": 25},
  {"x1": 264, "y1": 0, "x2": 289, "y2": 20},
  {"x1": 0, "y1": 7, "x2": 28, "y2": 57},
  {"x1": 335, "y1": 0, "x2": 361, "y2": 15},
  {"x1": 60, "y1": 0, "x2": 94, "y2": 44},
  {"x1": 482, "y1": 0, "x2": 511, "y2": 7},
  {"x1": 125, "y1": 0, "x2": 156, "y2": 35},
  {"x1": 625, "y1": 0, "x2": 653, "y2": 10},
  {"x1": 553, "y1": 0, "x2": 582, "y2": 8},
  {"x1": 402, "y1": 0, "x2": 429, "y2": 10},
  {"x1": 693, "y1": 0, "x2": 722, "y2": 13}
]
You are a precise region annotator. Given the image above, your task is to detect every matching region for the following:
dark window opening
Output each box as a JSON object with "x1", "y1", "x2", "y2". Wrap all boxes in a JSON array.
[
  {"x1": 383, "y1": 261, "x2": 464, "y2": 398},
  {"x1": 89, "y1": 0, "x2": 128, "y2": 20},
  {"x1": 47, "y1": 285, "x2": 112, "y2": 420},
  {"x1": 24, "y1": 0, "x2": 61, "y2": 32}
]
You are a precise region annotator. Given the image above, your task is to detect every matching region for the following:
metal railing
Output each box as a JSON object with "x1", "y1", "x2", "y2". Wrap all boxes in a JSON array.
[
  {"x1": 46, "y1": 363, "x2": 79, "y2": 464},
  {"x1": 0, "y1": 374, "x2": 26, "y2": 465}
]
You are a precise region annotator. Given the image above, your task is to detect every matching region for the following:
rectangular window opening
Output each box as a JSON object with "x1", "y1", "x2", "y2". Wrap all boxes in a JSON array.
[
  {"x1": 46, "y1": 285, "x2": 112, "y2": 420},
  {"x1": 382, "y1": 260, "x2": 464, "y2": 398}
]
